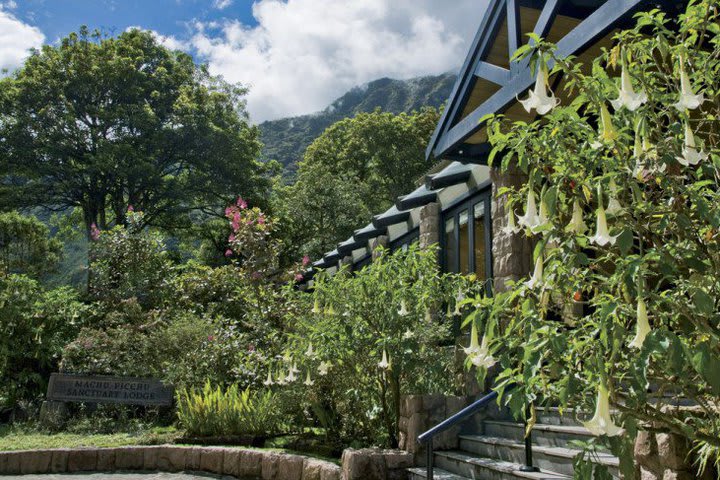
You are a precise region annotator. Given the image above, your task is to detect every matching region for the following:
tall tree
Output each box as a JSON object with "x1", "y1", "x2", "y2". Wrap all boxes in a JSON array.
[
  {"x1": 0, "y1": 27, "x2": 267, "y2": 238},
  {"x1": 276, "y1": 107, "x2": 440, "y2": 259}
]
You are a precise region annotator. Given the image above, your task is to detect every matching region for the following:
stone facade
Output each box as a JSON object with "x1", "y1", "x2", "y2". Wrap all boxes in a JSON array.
[
  {"x1": 418, "y1": 202, "x2": 440, "y2": 250},
  {"x1": 490, "y1": 166, "x2": 533, "y2": 293},
  {"x1": 634, "y1": 430, "x2": 715, "y2": 480},
  {"x1": 341, "y1": 448, "x2": 413, "y2": 480},
  {"x1": 371, "y1": 235, "x2": 389, "y2": 260}
]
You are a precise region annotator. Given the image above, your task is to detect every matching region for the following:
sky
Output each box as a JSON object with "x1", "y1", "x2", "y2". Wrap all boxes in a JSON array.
[{"x1": 0, "y1": 0, "x2": 482, "y2": 122}]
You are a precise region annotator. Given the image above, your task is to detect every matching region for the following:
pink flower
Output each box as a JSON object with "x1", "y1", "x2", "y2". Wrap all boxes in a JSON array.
[
  {"x1": 295, "y1": 273, "x2": 304, "y2": 282},
  {"x1": 246, "y1": 219, "x2": 254, "y2": 225},
  {"x1": 248, "y1": 344, "x2": 255, "y2": 352},
  {"x1": 237, "y1": 197, "x2": 248, "y2": 209},
  {"x1": 208, "y1": 335, "x2": 215, "y2": 342},
  {"x1": 257, "y1": 215, "x2": 266, "y2": 225},
  {"x1": 228, "y1": 233, "x2": 236, "y2": 243},
  {"x1": 225, "y1": 206, "x2": 233, "y2": 217},
  {"x1": 251, "y1": 271, "x2": 262, "y2": 280},
  {"x1": 225, "y1": 249, "x2": 233, "y2": 257},
  {"x1": 127, "y1": 205, "x2": 134, "y2": 212},
  {"x1": 90, "y1": 223, "x2": 101, "y2": 241},
  {"x1": 302, "y1": 255, "x2": 310, "y2": 266}
]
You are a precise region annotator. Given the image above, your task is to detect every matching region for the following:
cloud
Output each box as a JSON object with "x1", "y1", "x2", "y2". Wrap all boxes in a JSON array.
[
  {"x1": 191, "y1": 0, "x2": 483, "y2": 122},
  {"x1": 213, "y1": 0, "x2": 233, "y2": 9},
  {"x1": 126, "y1": 26, "x2": 189, "y2": 52},
  {"x1": 0, "y1": 8, "x2": 44, "y2": 73}
]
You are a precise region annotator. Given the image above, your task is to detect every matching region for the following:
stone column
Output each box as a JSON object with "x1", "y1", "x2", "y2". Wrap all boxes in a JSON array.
[
  {"x1": 370, "y1": 235, "x2": 388, "y2": 261},
  {"x1": 340, "y1": 255, "x2": 353, "y2": 271},
  {"x1": 419, "y1": 202, "x2": 441, "y2": 249},
  {"x1": 490, "y1": 163, "x2": 533, "y2": 293}
]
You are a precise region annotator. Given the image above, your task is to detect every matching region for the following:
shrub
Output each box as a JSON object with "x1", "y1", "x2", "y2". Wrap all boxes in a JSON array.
[{"x1": 176, "y1": 382, "x2": 280, "y2": 437}]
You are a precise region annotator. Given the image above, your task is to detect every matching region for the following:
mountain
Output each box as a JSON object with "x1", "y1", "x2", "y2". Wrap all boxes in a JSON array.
[{"x1": 258, "y1": 72, "x2": 457, "y2": 177}]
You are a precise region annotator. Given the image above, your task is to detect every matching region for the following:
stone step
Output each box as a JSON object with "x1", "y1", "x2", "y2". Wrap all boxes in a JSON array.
[
  {"x1": 533, "y1": 407, "x2": 584, "y2": 427},
  {"x1": 434, "y1": 450, "x2": 571, "y2": 480},
  {"x1": 407, "y1": 466, "x2": 471, "y2": 479},
  {"x1": 459, "y1": 435, "x2": 620, "y2": 478},
  {"x1": 483, "y1": 421, "x2": 596, "y2": 449}
]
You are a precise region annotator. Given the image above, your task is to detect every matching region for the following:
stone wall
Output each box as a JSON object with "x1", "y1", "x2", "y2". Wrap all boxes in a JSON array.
[
  {"x1": 490, "y1": 165, "x2": 533, "y2": 293},
  {"x1": 341, "y1": 448, "x2": 413, "y2": 480},
  {"x1": 0, "y1": 446, "x2": 341, "y2": 480},
  {"x1": 418, "y1": 202, "x2": 440, "y2": 250},
  {"x1": 634, "y1": 430, "x2": 715, "y2": 480}
]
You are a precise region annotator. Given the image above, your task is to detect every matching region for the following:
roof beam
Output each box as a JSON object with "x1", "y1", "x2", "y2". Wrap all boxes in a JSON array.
[
  {"x1": 507, "y1": 0, "x2": 522, "y2": 74},
  {"x1": 474, "y1": 61, "x2": 511, "y2": 85},
  {"x1": 433, "y1": 0, "x2": 645, "y2": 157}
]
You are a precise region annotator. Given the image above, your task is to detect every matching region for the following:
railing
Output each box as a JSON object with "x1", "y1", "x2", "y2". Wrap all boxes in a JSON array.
[{"x1": 416, "y1": 388, "x2": 538, "y2": 480}]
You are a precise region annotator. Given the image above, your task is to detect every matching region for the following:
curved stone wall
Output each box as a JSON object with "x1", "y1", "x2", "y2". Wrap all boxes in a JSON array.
[{"x1": 0, "y1": 445, "x2": 341, "y2": 480}]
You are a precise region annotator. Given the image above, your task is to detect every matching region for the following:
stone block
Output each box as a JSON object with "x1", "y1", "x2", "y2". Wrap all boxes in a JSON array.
[
  {"x1": 96, "y1": 448, "x2": 116, "y2": 471},
  {"x1": 67, "y1": 449, "x2": 98, "y2": 472},
  {"x1": 446, "y1": 396, "x2": 468, "y2": 416},
  {"x1": 277, "y1": 454, "x2": 304, "y2": 480},
  {"x1": 341, "y1": 449, "x2": 369, "y2": 480},
  {"x1": 398, "y1": 431, "x2": 407, "y2": 451},
  {"x1": 200, "y1": 447, "x2": 225, "y2": 474},
  {"x1": 402, "y1": 396, "x2": 423, "y2": 417},
  {"x1": 157, "y1": 446, "x2": 186, "y2": 472},
  {"x1": 143, "y1": 446, "x2": 161, "y2": 471},
  {"x1": 185, "y1": 447, "x2": 203, "y2": 471},
  {"x1": 635, "y1": 431, "x2": 657, "y2": 464},
  {"x1": 115, "y1": 446, "x2": 145, "y2": 471},
  {"x1": 19, "y1": 450, "x2": 51, "y2": 474},
  {"x1": 0, "y1": 452, "x2": 7, "y2": 474},
  {"x1": 4, "y1": 451, "x2": 21, "y2": 474},
  {"x1": 239, "y1": 449, "x2": 263, "y2": 478},
  {"x1": 320, "y1": 463, "x2": 341, "y2": 480},
  {"x1": 657, "y1": 433, "x2": 691, "y2": 470},
  {"x1": 223, "y1": 449, "x2": 242, "y2": 477},
  {"x1": 262, "y1": 452, "x2": 281, "y2": 479},
  {"x1": 50, "y1": 449, "x2": 69, "y2": 473},
  {"x1": 301, "y1": 458, "x2": 324, "y2": 480},
  {"x1": 384, "y1": 450, "x2": 413, "y2": 470}
]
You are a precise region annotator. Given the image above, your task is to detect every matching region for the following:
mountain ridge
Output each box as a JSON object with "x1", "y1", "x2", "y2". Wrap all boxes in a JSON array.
[{"x1": 258, "y1": 72, "x2": 457, "y2": 177}]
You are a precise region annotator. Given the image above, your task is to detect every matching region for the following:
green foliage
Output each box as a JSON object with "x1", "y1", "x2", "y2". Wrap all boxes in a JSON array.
[
  {"x1": 276, "y1": 107, "x2": 441, "y2": 259},
  {"x1": 0, "y1": 211, "x2": 62, "y2": 279},
  {"x1": 0, "y1": 26, "x2": 268, "y2": 237},
  {"x1": 89, "y1": 211, "x2": 172, "y2": 309},
  {"x1": 259, "y1": 73, "x2": 456, "y2": 177},
  {"x1": 0, "y1": 273, "x2": 89, "y2": 408},
  {"x1": 275, "y1": 246, "x2": 470, "y2": 448},
  {"x1": 476, "y1": 1, "x2": 720, "y2": 475},
  {"x1": 176, "y1": 382, "x2": 280, "y2": 437}
]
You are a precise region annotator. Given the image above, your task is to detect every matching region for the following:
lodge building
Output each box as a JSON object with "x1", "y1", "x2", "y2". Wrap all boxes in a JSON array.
[{"x1": 308, "y1": 1, "x2": 693, "y2": 478}]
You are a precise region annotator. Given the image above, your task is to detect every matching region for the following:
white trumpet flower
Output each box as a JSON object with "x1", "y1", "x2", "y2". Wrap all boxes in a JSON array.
[
  {"x1": 605, "y1": 180, "x2": 623, "y2": 216},
  {"x1": 525, "y1": 255, "x2": 544, "y2": 289},
  {"x1": 263, "y1": 370, "x2": 274, "y2": 386},
  {"x1": 286, "y1": 368, "x2": 297, "y2": 383},
  {"x1": 397, "y1": 300, "x2": 409, "y2": 317},
  {"x1": 518, "y1": 62, "x2": 560, "y2": 115},
  {"x1": 610, "y1": 56, "x2": 647, "y2": 111},
  {"x1": 629, "y1": 298, "x2": 651, "y2": 349},
  {"x1": 453, "y1": 290, "x2": 465, "y2": 316},
  {"x1": 567, "y1": 199, "x2": 588, "y2": 234},
  {"x1": 502, "y1": 209, "x2": 522, "y2": 235},
  {"x1": 378, "y1": 349, "x2": 391, "y2": 370},
  {"x1": 588, "y1": 203, "x2": 618, "y2": 247},
  {"x1": 403, "y1": 328, "x2": 414, "y2": 340},
  {"x1": 598, "y1": 104, "x2": 618, "y2": 143},
  {"x1": 303, "y1": 370, "x2": 315, "y2": 386},
  {"x1": 317, "y1": 361, "x2": 331, "y2": 376},
  {"x1": 463, "y1": 322, "x2": 496, "y2": 368},
  {"x1": 532, "y1": 198, "x2": 552, "y2": 233},
  {"x1": 583, "y1": 383, "x2": 624, "y2": 437},
  {"x1": 673, "y1": 55, "x2": 704, "y2": 111},
  {"x1": 305, "y1": 343, "x2": 315, "y2": 358},
  {"x1": 277, "y1": 370, "x2": 287, "y2": 385},
  {"x1": 311, "y1": 299, "x2": 321, "y2": 314},
  {"x1": 517, "y1": 190, "x2": 541, "y2": 230},
  {"x1": 677, "y1": 122, "x2": 708, "y2": 167},
  {"x1": 291, "y1": 362, "x2": 300, "y2": 374}
]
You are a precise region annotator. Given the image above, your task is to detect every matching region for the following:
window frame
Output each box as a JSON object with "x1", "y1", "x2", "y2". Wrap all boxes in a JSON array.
[{"x1": 440, "y1": 186, "x2": 493, "y2": 284}]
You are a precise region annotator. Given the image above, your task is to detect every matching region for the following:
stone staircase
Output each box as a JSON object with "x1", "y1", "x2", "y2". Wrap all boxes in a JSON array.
[{"x1": 407, "y1": 407, "x2": 620, "y2": 480}]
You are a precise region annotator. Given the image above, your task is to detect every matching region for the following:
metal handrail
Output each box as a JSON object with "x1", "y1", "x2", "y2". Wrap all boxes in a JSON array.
[{"x1": 417, "y1": 386, "x2": 537, "y2": 480}]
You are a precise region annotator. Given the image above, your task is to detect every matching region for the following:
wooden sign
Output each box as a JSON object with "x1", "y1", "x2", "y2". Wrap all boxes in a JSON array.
[{"x1": 47, "y1": 373, "x2": 174, "y2": 406}]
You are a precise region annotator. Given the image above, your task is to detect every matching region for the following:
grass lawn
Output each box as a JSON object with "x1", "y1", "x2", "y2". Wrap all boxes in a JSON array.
[{"x1": 0, "y1": 425, "x2": 180, "y2": 451}]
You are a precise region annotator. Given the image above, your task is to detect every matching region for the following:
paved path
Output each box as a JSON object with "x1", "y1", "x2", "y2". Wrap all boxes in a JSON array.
[{"x1": 1, "y1": 473, "x2": 233, "y2": 480}]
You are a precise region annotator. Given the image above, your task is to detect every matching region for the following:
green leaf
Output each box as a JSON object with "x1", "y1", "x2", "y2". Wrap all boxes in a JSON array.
[
  {"x1": 692, "y1": 288, "x2": 714, "y2": 315},
  {"x1": 617, "y1": 228, "x2": 634, "y2": 256},
  {"x1": 691, "y1": 343, "x2": 720, "y2": 395}
]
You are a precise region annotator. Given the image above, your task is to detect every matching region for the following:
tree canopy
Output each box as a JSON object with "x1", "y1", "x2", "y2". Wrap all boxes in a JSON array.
[
  {"x1": 276, "y1": 107, "x2": 440, "y2": 259},
  {"x1": 0, "y1": 27, "x2": 268, "y2": 238}
]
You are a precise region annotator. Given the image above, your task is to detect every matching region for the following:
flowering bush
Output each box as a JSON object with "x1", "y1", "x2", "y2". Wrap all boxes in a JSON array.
[
  {"x1": 467, "y1": 2, "x2": 720, "y2": 476},
  {"x1": 264, "y1": 245, "x2": 474, "y2": 448}
]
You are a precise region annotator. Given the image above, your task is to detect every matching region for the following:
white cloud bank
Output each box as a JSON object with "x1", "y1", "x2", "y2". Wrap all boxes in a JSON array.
[
  {"x1": 0, "y1": 8, "x2": 44, "y2": 73},
  {"x1": 191, "y1": 0, "x2": 483, "y2": 122}
]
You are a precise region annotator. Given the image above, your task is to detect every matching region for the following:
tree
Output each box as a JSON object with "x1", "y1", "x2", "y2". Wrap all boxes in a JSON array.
[
  {"x1": 0, "y1": 27, "x2": 268, "y2": 238},
  {"x1": 0, "y1": 211, "x2": 62, "y2": 279},
  {"x1": 277, "y1": 107, "x2": 440, "y2": 259}
]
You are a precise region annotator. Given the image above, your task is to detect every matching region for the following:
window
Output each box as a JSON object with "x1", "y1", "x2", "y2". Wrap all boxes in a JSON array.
[
  {"x1": 389, "y1": 227, "x2": 419, "y2": 253},
  {"x1": 441, "y1": 189, "x2": 492, "y2": 286}
]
